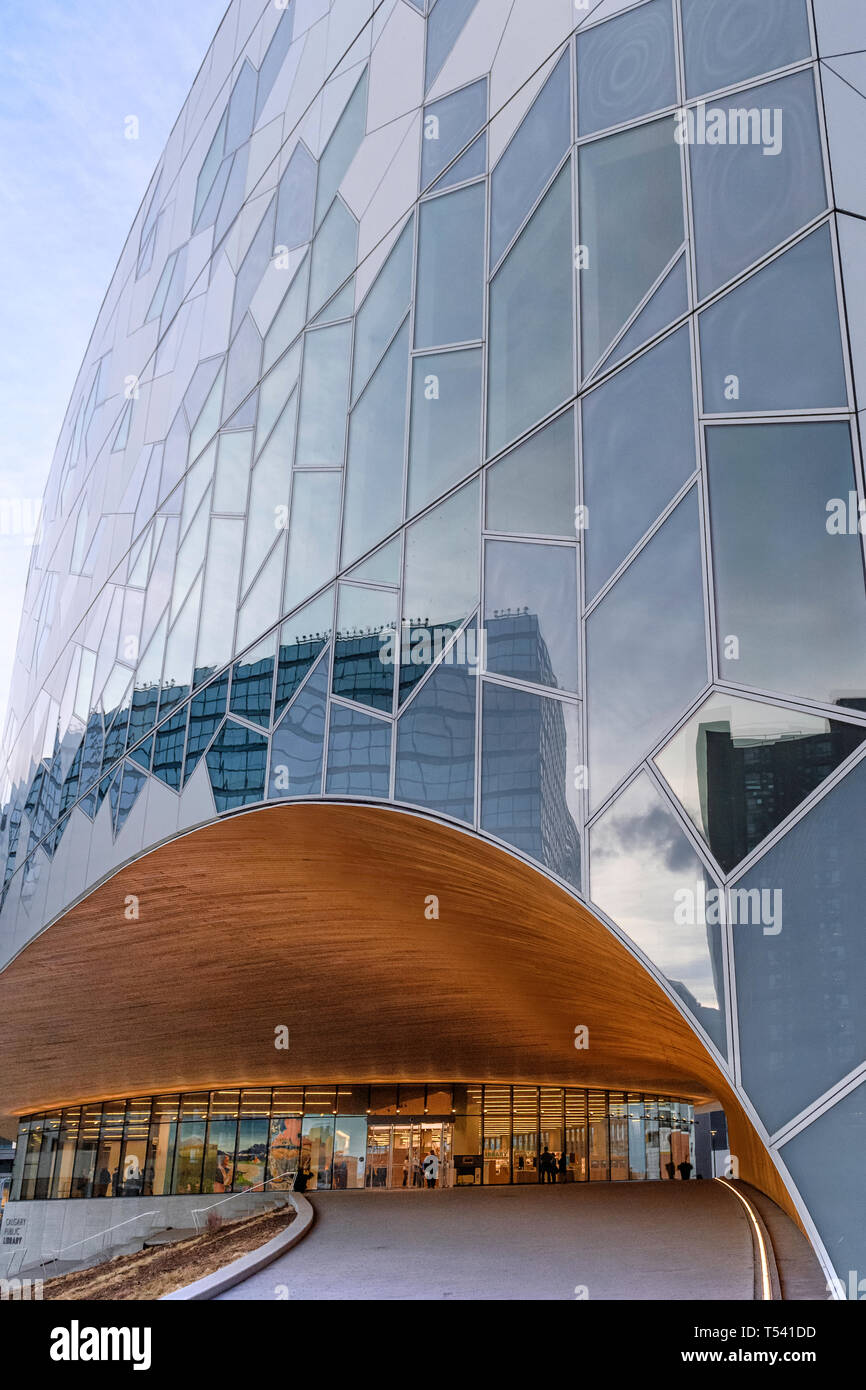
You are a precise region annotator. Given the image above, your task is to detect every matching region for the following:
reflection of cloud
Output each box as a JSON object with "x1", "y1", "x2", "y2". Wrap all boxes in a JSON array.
[
  {"x1": 590, "y1": 773, "x2": 723, "y2": 1029},
  {"x1": 587, "y1": 491, "x2": 707, "y2": 807},
  {"x1": 596, "y1": 800, "x2": 696, "y2": 875}
]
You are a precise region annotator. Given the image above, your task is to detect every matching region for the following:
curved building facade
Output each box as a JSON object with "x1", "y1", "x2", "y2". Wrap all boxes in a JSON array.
[{"x1": 1, "y1": 0, "x2": 865, "y2": 1288}]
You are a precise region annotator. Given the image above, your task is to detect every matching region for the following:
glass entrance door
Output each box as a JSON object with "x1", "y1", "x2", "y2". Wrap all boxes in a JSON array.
[{"x1": 365, "y1": 1122, "x2": 452, "y2": 1188}]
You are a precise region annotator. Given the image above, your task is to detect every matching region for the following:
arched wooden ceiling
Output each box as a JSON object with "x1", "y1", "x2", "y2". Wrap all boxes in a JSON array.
[{"x1": 0, "y1": 802, "x2": 797, "y2": 1222}]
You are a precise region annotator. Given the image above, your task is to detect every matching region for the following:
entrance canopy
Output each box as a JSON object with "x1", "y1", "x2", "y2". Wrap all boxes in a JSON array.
[{"x1": 0, "y1": 802, "x2": 793, "y2": 1219}]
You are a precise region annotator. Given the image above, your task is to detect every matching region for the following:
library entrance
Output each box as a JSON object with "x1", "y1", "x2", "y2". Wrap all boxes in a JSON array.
[{"x1": 365, "y1": 1121, "x2": 453, "y2": 1189}]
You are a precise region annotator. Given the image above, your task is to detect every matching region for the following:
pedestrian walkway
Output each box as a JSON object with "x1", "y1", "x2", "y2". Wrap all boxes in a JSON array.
[{"x1": 216, "y1": 1181, "x2": 792, "y2": 1301}]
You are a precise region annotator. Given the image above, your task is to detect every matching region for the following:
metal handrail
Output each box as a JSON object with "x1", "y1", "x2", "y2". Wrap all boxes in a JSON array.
[
  {"x1": 190, "y1": 1173, "x2": 296, "y2": 1232},
  {"x1": 39, "y1": 1209, "x2": 160, "y2": 1279}
]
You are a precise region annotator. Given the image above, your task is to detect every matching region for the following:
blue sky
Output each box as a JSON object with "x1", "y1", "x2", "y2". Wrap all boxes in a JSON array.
[{"x1": 0, "y1": 0, "x2": 228, "y2": 734}]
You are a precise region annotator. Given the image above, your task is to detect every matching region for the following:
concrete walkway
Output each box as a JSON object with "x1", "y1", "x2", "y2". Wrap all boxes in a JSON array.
[{"x1": 216, "y1": 1181, "x2": 759, "y2": 1301}]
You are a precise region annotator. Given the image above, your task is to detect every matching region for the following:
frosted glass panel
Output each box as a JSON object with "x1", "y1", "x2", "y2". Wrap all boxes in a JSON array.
[
  {"x1": 295, "y1": 324, "x2": 352, "y2": 468},
  {"x1": 486, "y1": 410, "x2": 575, "y2": 538},
  {"x1": 699, "y1": 226, "x2": 846, "y2": 412},
  {"x1": 488, "y1": 165, "x2": 574, "y2": 456},
  {"x1": 577, "y1": 0, "x2": 677, "y2": 137},
  {"x1": 682, "y1": 0, "x2": 811, "y2": 99},
  {"x1": 490, "y1": 52, "x2": 570, "y2": 269},
  {"x1": 342, "y1": 320, "x2": 409, "y2": 568},
  {"x1": 579, "y1": 118, "x2": 683, "y2": 373},
  {"x1": 284, "y1": 472, "x2": 342, "y2": 612},
  {"x1": 690, "y1": 71, "x2": 826, "y2": 298},
  {"x1": 415, "y1": 183, "x2": 485, "y2": 348},
  {"x1": 422, "y1": 78, "x2": 487, "y2": 188},
  {"x1": 408, "y1": 348, "x2": 482, "y2": 516}
]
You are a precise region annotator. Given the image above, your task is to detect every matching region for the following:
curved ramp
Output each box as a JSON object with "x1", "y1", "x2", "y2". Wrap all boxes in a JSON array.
[{"x1": 215, "y1": 1183, "x2": 806, "y2": 1302}]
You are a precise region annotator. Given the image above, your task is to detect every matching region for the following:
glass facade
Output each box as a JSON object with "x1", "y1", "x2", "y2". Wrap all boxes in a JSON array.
[
  {"x1": 10, "y1": 1085, "x2": 694, "y2": 1200},
  {"x1": 0, "y1": 0, "x2": 864, "y2": 1293}
]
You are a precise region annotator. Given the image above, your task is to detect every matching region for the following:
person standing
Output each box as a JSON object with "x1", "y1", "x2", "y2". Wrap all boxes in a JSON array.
[
  {"x1": 422, "y1": 1149, "x2": 439, "y2": 1188},
  {"x1": 540, "y1": 1146, "x2": 555, "y2": 1183}
]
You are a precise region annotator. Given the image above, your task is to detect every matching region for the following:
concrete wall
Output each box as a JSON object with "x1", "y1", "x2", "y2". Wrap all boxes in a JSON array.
[{"x1": 0, "y1": 1191, "x2": 280, "y2": 1276}]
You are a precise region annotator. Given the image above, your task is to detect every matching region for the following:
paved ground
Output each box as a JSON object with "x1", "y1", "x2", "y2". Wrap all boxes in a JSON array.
[{"x1": 216, "y1": 1181, "x2": 761, "y2": 1301}]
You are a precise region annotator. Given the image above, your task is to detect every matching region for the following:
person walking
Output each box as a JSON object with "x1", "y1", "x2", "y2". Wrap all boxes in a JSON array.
[{"x1": 422, "y1": 1149, "x2": 439, "y2": 1188}]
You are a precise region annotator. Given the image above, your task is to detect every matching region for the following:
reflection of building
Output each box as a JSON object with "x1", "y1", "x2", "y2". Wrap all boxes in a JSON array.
[
  {"x1": 334, "y1": 627, "x2": 395, "y2": 711},
  {"x1": 699, "y1": 719, "x2": 865, "y2": 872},
  {"x1": 0, "y1": 0, "x2": 863, "y2": 1294},
  {"x1": 482, "y1": 619, "x2": 580, "y2": 888},
  {"x1": 485, "y1": 609, "x2": 557, "y2": 688}
]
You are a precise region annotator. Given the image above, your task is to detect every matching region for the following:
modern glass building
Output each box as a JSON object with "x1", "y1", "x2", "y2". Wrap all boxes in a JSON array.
[
  {"x1": 9, "y1": 1086, "x2": 695, "y2": 1198},
  {"x1": 0, "y1": 0, "x2": 864, "y2": 1291}
]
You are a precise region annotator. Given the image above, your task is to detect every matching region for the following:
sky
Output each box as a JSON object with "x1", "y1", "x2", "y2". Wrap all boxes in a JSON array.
[{"x1": 0, "y1": 0, "x2": 228, "y2": 737}]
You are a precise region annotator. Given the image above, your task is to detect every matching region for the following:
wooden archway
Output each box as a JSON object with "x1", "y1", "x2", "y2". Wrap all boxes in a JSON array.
[{"x1": 0, "y1": 802, "x2": 796, "y2": 1221}]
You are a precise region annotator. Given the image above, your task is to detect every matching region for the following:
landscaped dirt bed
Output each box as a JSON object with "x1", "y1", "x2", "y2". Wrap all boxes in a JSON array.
[{"x1": 44, "y1": 1206, "x2": 296, "y2": 1301}]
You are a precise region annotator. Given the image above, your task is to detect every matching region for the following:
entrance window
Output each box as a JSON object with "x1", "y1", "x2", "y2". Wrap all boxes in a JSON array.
[
  {"x1": 333, "y1": 1117, "x2": 367, "y2": 1189},
  {"x1": 588, "y1": 1090, "x2": 609, "y2": 1180},
  {"x1": 143, "y1": 1096, "x2": 178, "y2": 1196},
  {"x1": 609, "y1": 1092, "x2": 629, "y2": 1181},
  {"x1": 645, "y1": 1098, "x2": 661, "y2": 1180},
  {"x1": 301, "y1": 1115, "x2": 335, "y2": 1189},
  {"x1": 565, "y1": 1089, "x2": 587, "y2": 1181},
  {"x1": 118, "y1": 1097, "x2": 152, "y2": 1198},
  {"x1": 52, "y1": 1110, "x2": 81, "y2": 1200},
  {"x1": 268, "y1": 1116, "x2": 301, "y2": 1190},
  {"x1": 366, "y1": 1125, "x2": 390, "y2": 1187},
  {"x1": 483, "y1": 1085, "x2": 511, "y2": 1185},
  {"x1": 35, "y1": 1113, "x2": 60, "y2": 1201},
  {"x1": 659, "y1": 1100, "x2": 673, "y2": 1179},
  {"x1": 452, "y1": 1090, "x2": 482, "y2": 1186},
  {"x1": 541, "y1": 1087, "x2": 564, "y2": 1183},
  {"x1": 512, "y1": 1086, "x2": 538, "y2": 1184},
  {"x1": 203, "y1": 1119, "x2": 238, "y2": 1194},
  {"x1": 628, "y1": 1095, "x2": 646, "y2": 1180},
  {"x1": 19, "y1": 1123, "x2": 43, "y2": 1202},
  {"x1": 172, "y1": 1121, "x2": 206, "y2": 1194}
]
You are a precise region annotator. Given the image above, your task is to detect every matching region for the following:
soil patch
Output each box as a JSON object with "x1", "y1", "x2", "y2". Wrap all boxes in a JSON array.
[{"x1": 43, "y1": 1206, "x2": 296, "y2": 1301}]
